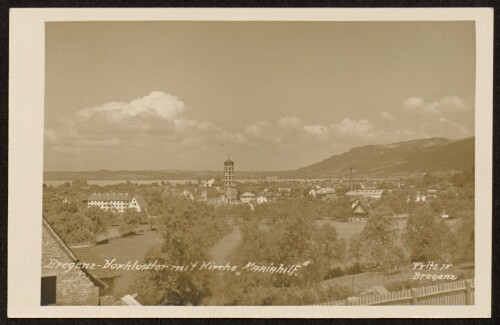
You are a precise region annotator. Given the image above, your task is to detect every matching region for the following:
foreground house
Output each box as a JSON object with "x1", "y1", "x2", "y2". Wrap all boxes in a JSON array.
[
  {"x1": 41, "y1": 219, "x2": 121, "y2": 305},
  {"x1": 349, "y1": 199, "x2": 370, "y2": 222}
]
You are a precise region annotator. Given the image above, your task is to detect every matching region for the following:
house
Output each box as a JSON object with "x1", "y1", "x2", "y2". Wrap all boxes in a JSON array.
[
  {"x1": 128, "y1": 195, "x2": 148, "y2": 213},
  {"x1": 68, "y1": 243, "x2": 122, "y2": 297},
  {"x1": 316, "y1": 187, "x2": 336, "y2": 200},
  {"x1": 240, "y1": 192, "x2": 256, "y2": 203},
  {"x1": 42, "y1": 219, "x2": 121, "y2": 305},
  {"x1": 407, "y1": 191, "x2": 427, "y2": 203},
  {"x1": 256, "y1": 192, "x2": 274, "y2": 204},
  {"x1": 88, "y1": 193, "x2": 148, "y2": 214},
  {"x1": 349, "y1": 199, "x2": 370, "y2": 222},
  {"x1": 87, "y1": 193, "x2": 131, "y2": 213},
  {"x1": 223, "y1": 187, "x2": 238, "y2": 204},
  {"x1": 198, "y1": 187, "x2": 224, "y2": 206}
]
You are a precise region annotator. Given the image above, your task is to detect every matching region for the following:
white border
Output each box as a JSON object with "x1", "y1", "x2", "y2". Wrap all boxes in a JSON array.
[{"x1": 8, "y1": 8, "x2": 493, "y2": 318}]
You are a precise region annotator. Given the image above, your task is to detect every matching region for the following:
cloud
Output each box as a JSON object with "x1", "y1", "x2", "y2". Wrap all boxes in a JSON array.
[
  {"x1": 302, "y1": 124, "x2": 330, "y2": 136},
  {"x1": 331, "y1": 118, "x2": 376, "y2": 139},
  {"x1": 277, "y1": 116, "x2": 302, "y2": 129},
  {"x1": 244, "y1": 124, "x2": 266, "y2": 138},
  {"x1": 403, "y1": 97, "x2": 425, "y2": 109},
  {"x1": 78, "y1": 91, "x2": 185, "y2": 124},
  {"x1": 46, "y1": 91, "x2": 245, "y2": 153},
  {"x1": 403, "y1": 95, "x2": 473, "y2": 115},
  {"x1": 381, "y1": 111, "x2": 396, "y2": 122}
]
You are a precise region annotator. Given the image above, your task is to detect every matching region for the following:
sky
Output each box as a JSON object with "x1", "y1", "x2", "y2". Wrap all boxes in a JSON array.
[{"x1": 44, "y1": 21, "x2": 475, "y2": 172}]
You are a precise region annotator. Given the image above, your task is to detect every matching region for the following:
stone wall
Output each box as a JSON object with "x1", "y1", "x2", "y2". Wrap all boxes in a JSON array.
[{"x1": 41, "y1": 225, "x2": 100, "y2": 305}]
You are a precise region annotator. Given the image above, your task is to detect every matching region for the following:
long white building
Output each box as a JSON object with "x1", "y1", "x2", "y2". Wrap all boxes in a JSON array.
[{"x1": 87, "y1": 193, "x2": 147, "y2": 213}]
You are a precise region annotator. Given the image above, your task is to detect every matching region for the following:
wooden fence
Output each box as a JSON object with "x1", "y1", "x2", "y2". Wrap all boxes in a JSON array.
[{"x1": 317, "y1": 279, "x2": 474, "y2": 306}]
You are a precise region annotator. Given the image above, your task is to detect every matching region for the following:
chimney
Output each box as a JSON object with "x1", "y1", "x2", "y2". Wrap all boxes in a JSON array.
[{"x1": 350, "y1": 167, "x2": 353, "y2": 192}]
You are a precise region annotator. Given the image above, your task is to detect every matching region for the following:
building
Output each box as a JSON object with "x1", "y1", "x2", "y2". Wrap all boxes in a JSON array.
[
  {"x1": 256, "y1": 192, "x2": 275, "y2": 204},
  {"x1": 128, "y1": 195, "x2": 148, "y2": 213},
  {"x1": 240, "y1": 192, "x2": 256, "y2": 203},
  {"x1": 224, "y1": 158, "x2": 235, "y2": 187},
  {"x1": 346, "y1": 189, "x2": 384, "y2": 201},
  {"x1": 68, "y1": 244, "x2": 122, "y2": 297},
  {"x1": 313, "y1": 187, "x2": 336, "y2": 199},
  {"x1": 223, "y1": 187, "x2": 238, "y2": 204},
  {"x1": 349, "y1": 199, "x2": 370, "y2": 222},
  {"x1": 198, "y1": 187, "x2": 224, "y2": 206},
  {"x1": 87, "y1": 193, "x2": 147, "y2": 213},
  {"x1": 41, "y1": 219, "x2": 121, "y2": 305}
]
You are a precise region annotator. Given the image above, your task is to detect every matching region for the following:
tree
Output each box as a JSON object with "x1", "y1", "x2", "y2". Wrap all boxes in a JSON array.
[
  {"x1": 48, "y1": 212, "x2": 96, "y2": 244},
  {"x1": 354, "y1": 206, "x2": 405, "y2": 271},
  {"x1": 84, "y1": 206, "x2": 107, "y2": 235},
  {"x1": 454, "y1": 212, "x2": 474, "y2": 262},
  {"x1": 404, "y1": 205, "x2": 456, "y2": 262},
  {"x1": 119, "y1": 209, "x2": 141, "y2": 236},
  {"x1": 131, "y1": 197, "x2": 230, "y2": 305}
]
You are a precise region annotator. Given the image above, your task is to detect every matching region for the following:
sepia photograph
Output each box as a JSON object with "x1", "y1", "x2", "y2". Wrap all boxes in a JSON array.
[{"x1": 8, "y1": 8, "x2": 493, "y2": 318}]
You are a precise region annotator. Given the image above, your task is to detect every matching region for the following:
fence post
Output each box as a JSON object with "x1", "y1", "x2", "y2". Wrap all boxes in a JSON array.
[
  {"x1": 465, "y1": 280, "x2": 472, "y2": 305},
  {"x1": 411, "y1": 288, "x2": 418, "y2": 305}
]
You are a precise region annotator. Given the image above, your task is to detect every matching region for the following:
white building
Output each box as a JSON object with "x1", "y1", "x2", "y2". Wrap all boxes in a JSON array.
[
  {"x1": 240, "y1": 192, "x2": 256, "y2": 203},
  {"x1": 346, "y1": 189, "x2": 384, "y2": 200},
  {"x1": 87, "y1": 193, "x2": 147, "y2": 213}
]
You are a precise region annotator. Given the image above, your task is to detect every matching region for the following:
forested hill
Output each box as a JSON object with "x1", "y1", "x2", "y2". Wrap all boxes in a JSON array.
[
  {"x1": 294, "y1": 137, "x2": 474, "y2": 177},
  {"x1": 44, "y1": 137, "x2": 474, "y2": 181}
]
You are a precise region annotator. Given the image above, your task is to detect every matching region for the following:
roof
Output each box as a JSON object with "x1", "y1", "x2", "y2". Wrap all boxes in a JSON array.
[
  {"x1": 346, "y1": 190, "x2": 384, "y2": 197},
  {"x1": 224, "y1": 158, "x2": 234, "y2": 163},
  {"x1": 42, "y1": 219, "x2": 110, "y2": 288},
  {"x1": 69, "y1": 244, "x2": 122, "y2": 279},
  {"x1": 240, "y1": 192, "x2": 256, "y2": 197},
  {"x1": 119, "y1": 294, "x2": 142, "y2": 306},
  {"x1": 351, "y1": 198, "x2": 371, "y2": 212},
  {"x1": 317, "y1": 187, "x2": 336, "y2": 195},
  {"x1": 132, "y1": 195, "x2": 148, "y2": 209},
  {"x1": 205, "y1": 187, "x2": 221, "y2": 198},
  {"x1": 88, "y1": 192, "x2": 131, "y2": 202}
]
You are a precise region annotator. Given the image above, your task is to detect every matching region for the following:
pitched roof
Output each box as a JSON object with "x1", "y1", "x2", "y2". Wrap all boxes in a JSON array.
[
  {"x1": 240, "y1": 192, "x2": 256, "y2": 197},
  {"x1": 69, "y1": 244, "x2": 122, "y2": 279},
  {"x1": 132, "y1": 195, "x2": 148, "y2": 209},
  {"x1": 88, "y1": 192, "x2": 131, "y2": 202},
  {"x1": 42, "y1": 218, "x2": 110, "y2": 288},
  {"x1": 317, "y1": 187, "x2": 336, "y2": 195},
  {"x1": 224, "y1": 158, "x2": 234, "y2": 163},
  {"x1": 204, "y1": 187, "x2": 221, "y2": 198}
]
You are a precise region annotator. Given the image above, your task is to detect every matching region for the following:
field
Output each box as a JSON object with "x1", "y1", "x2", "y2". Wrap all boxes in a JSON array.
[
  {"x1": 320, "y1": 262, "x2": 475, "y2": 297},
  {"x1": 95, "y1": 216, "x2": 460, "y2": 298},
  {"x1": 315, "y1": 220, "x2": 367, "y2": 240},
  {"x1": 96, "y1": 228, "x2": 163, "y2": 298}
]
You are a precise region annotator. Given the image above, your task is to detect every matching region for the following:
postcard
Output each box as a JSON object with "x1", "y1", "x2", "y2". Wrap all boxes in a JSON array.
[{"x1": 8, "y1": 8, "x2": 493, "y2": 318}]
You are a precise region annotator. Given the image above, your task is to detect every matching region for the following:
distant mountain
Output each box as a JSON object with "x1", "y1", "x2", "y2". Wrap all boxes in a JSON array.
[
  {"x1": 43, "y1": 137, "x2": 474, "y2": 181},
  {"x1": 294, "y1": 137, "x2": 474, "y2": 177}
]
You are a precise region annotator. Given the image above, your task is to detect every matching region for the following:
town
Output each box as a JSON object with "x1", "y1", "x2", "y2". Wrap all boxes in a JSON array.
[{"x1": 41, "y1": 157, "x2": 474, "y2": 306}]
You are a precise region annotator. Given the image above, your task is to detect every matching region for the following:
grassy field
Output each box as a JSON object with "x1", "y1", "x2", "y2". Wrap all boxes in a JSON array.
[
  {"x1": 320, "y1": 261, "x2": 475, "y2": 297},
  {"x1": 314, "y1": 220, "x2": 367, "y2": 240}
]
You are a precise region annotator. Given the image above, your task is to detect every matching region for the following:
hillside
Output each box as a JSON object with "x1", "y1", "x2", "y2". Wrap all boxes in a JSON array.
[
  {"x1": 43, "y1": 137, "x2": 474, "y2": 181},
  {"x1": 294, "y1": 137, "x2": 474, "y2": 177}
]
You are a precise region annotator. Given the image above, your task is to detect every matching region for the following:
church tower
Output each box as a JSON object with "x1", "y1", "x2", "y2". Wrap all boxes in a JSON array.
[{"x1": 224, "y1": 158, "x2": 234, "y2": 187}]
